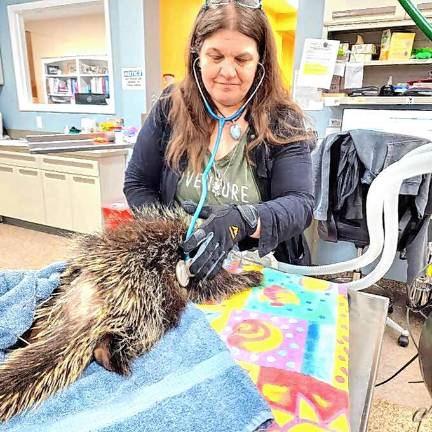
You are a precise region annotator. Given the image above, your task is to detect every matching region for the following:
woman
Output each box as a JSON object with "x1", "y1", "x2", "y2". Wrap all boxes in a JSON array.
[{"x1": 124, "y1": 0, "x2": 314, "y2": 281}]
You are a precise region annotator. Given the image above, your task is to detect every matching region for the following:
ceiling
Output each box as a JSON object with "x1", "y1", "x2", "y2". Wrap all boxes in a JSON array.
[{"x1": 22, "y1": 1, "x2": 104, "y2": 22}]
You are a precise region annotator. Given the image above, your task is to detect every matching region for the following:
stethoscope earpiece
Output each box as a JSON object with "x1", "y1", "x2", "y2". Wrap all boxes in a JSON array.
[{"x1": 192, "y1": 57, "x2": 265, "y2": 122}]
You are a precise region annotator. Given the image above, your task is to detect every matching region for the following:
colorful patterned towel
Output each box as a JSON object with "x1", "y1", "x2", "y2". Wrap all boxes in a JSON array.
[{"x1": 198, "y1": 261, "x2": 350, "y2": 432}]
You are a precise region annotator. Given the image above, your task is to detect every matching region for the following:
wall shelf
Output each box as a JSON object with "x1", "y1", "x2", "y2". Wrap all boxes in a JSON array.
[
  {"x1": 46, "y1": 74, "x2": 77, "y2": 78},
  {"x1": 362, "y1": 59, "x2": 432, "y2": 66},
  {"x1": 322, "y1": 9, "x2": 432, "y2": 110},
  {"x1": 323, "y1": 96, "x2": 432, "y2": 106},
  {"x1": 42, "y1": 55, "x2": 109, "y2": 104}
]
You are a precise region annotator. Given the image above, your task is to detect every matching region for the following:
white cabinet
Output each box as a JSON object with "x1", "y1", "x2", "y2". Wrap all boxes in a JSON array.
[
  {"x1": 42, "y1": 171, "x2": 73, "y2": 230},
  {"x1": 0, "y1": 164, "x2": 18, "y2": 217},
  {"x1": 42, "y1": 55, "x2": 110, "y2": 105},
  {"x1": 414, "y1": 1, "x2": 432, "y2": 18},
  {"x1": 0, "y1": 158, "x2": 44, "y2": 224},
  {"x1": 70, "y1": 175, "x2": 102, "y2": 233},
  {"x1": 0, "y1": 150, "x2": 127, "y2": 233},
  {"x1": 324, "y1": 0, "x2": 407, "y2": 26},
  {"x1": 15, "y1": 167, "x2": 45, "y2": 224}
]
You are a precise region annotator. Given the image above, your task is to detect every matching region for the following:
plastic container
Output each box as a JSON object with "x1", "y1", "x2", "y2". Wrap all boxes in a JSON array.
[{"x1": 102, "y1": 201, "x2": 133, "y2": 229}]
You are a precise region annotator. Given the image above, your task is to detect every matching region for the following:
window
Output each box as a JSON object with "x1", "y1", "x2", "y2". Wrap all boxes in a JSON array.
[{"x1": 7, "y1": 0, "x2": 115, "y2": 114}]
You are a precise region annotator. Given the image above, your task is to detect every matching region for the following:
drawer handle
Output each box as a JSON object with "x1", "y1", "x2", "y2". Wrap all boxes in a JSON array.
[
  {"x1": 0, "y1": 153, "x2": 35, "y2": 162},
  {"x1": 0, "y1": 166, "x2": 13, "y2": 173},
  {"x1": 333, "y1": 6, "x2": 396, "y2": 19},
  {"x1": 73, "y1": 176, "x2": 95, "y2": 184},
  {"x1": 42, "y1": 158, "x2": 94, "y2": 170},
  {"x1": 418, "y1": 2, "x2": 432, "y2": 11},
  {"x1": 45, "y1": 172, "x2": 66, "y2": 180},
  {"x1": 18, "y1": 169, "x2": 38, "y2": 176}
]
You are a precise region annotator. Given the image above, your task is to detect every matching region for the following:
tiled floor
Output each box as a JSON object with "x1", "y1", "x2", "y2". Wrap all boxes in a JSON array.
[
  {"x1": 1, "y1": 221, "x2": 431, "y2": 431},
  {"x1": 0, "y1": 223, "x2": 71, "y2": 269}
]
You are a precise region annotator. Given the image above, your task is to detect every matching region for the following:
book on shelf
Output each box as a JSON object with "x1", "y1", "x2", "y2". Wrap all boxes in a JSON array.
[
  {"x1": 87, "y1": 76, "x2": 109, "y2": 95},
  {"x1": 47, "y1": 77, "x2": 78, "y2": 97}
]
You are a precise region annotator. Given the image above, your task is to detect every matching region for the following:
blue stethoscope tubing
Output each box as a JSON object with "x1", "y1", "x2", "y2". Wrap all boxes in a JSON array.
[{"x1": 185, "y1": 58, "x2": 266, "y2": 246}]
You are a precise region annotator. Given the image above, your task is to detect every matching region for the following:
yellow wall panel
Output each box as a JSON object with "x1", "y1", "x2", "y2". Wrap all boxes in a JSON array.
[
  {"x1": 160, "y1": 0, "x2": 201, "y2": 80},
  {"x1": 160, "y1": 1, "x2": 297, "y2": 88}
]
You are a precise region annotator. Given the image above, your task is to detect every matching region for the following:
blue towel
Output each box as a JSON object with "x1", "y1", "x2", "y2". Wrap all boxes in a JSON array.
[
  {"x1": 0, "y1": 263, "x2": 273, "y2": 432},
  {"x1": 0, "y1": 262, "x2": 66, "y2": 362}
]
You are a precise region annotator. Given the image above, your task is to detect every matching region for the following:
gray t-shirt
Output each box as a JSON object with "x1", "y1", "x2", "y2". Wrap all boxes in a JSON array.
[{"x1": 176, "y1": 132, "x2": 261, "y2": 206}]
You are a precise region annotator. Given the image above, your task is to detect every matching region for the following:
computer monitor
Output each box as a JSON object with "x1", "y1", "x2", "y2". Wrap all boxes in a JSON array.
[{"x1": 75, "y1": 93, "x2": 107, "y2": 105}]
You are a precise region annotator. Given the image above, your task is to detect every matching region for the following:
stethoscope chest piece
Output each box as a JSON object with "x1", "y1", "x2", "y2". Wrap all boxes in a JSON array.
[{"x1": 176, "y1": 260, "x2": 191, "y2": 287}]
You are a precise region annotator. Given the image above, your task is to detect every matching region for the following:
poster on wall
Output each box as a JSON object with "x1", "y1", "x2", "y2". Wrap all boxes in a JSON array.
[
  {"x1": 297, "y1": 38, "x2": 339, "y2": 90},
  {"x1": 121, "y1": 67, "x2": 145, "y2": 90}
]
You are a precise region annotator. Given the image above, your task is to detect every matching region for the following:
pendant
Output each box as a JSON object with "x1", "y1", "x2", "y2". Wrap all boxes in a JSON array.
[
  {"x1": 230, "y1": 123, "x2": 242, "y2": 140},
  {"x1": 212, "y1": 178, "x2": 222, "y2": 197}
]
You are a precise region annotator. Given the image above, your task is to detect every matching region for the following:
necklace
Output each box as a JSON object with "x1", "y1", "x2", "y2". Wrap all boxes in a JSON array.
[{"x1": 211, "y1": 130, "x2": 245, "y2": 197}]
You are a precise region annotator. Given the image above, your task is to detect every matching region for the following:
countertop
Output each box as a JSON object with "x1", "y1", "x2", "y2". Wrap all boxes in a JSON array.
[{"x1": 0, "y1": 139, "x2": 130, "y2": 160}]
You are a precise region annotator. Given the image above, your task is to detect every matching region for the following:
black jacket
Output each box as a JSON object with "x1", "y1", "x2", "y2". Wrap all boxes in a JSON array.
[{"x1": 123, "y1": 91, "x2": 315, "y2": 265}]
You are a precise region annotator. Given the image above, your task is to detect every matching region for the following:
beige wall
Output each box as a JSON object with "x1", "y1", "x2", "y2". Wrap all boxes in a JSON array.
[{"x1": 25, "y1": 13, "x2": 107, "y2": 102}]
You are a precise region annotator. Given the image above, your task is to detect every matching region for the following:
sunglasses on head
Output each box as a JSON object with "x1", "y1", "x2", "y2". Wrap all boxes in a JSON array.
[{"x1": 204, "y1": 0, "x2": 262, "y2": 10}]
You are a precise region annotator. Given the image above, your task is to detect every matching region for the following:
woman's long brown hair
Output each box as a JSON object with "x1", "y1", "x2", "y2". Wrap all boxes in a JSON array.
[{"x1": 166, "y1": 3, "x2": 309, "y2": 173}]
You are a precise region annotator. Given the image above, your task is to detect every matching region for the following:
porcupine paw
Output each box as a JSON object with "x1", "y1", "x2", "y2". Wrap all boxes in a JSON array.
[
  {"x1": 229, "y1": 270, "x2": 263, "y2": 291},
  {"x1": 94, "y1": 334, "x2": 132, "y2": 376},
  {"x1": 190, "y1": 269, "x2": 263, "y2": 303}
]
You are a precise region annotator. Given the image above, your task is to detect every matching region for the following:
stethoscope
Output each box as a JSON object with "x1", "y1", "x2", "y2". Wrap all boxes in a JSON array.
[
  {"x1": 176, "y1": 57, "x2": 266, "y2": 287},
  {"x1": 186, "y1": 57, "x2": 266, "y2": 240}
]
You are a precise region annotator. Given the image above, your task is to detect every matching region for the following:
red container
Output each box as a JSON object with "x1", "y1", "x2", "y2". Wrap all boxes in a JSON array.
[{"x1": 102, "y1": 202, "x2": 133, "y2": 229}]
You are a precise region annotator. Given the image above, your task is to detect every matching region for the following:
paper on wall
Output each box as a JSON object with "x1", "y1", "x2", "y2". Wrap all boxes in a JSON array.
[
  {"x1": 297, "y1": 39, "x2": 340, "y2": 90},
  {"x1": 292, "y1": 71, "x2": 324, "y2": 111},
  {"x1": 344, "y1": 62, "x2": 364, "y2": 89},
  {"x1": 334, "y1": 61, "x2": 346, "y2": 77},
  {"x1": 122, "y1": 67, "x2": 145, "y2": 90},
  {"x1": 295, "y1": 87, "x2": 324, "y2": 111}
]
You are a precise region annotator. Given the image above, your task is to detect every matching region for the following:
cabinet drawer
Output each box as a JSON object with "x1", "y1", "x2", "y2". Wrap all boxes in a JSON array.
[
  {"x1": 324, "y1": 0, "x2": 405, "y2": 25},
  {"x1": 417, "y1": 1, "x2": 432, "y2": 17},
  {"x1": 40, "y1": 156, "x2": 99, "y2": 177},
  {"x1": 0, "y1": 151, "x2": 39, "y2": 169}
]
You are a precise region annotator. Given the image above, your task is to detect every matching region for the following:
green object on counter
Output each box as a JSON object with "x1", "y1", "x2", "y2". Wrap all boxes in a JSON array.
[{"x1": 398, "y1": 0, "x2": 432, "y2": 41}]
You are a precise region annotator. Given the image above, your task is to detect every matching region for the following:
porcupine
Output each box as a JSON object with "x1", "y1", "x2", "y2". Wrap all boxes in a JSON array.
[{"x1": 0, "y1": 206, "x2": 262, "y2": 421}]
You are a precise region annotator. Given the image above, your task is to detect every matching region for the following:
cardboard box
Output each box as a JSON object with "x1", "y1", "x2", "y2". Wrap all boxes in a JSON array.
[
  {"x1": 350, "y1": 52, "x2": 373, "y2": 62},
  {"x1": 379, "y1": 29, "x2": 392, "y2": 60},
  {"x1": 388, "y1": 33, "x2": 415, "y2": 60},
  {"x1": 350, "y1": 44, "x2": 376, "y2": 62},
  {"x1": 329, "y1": 75, "x2": 342, "y2": 93}
]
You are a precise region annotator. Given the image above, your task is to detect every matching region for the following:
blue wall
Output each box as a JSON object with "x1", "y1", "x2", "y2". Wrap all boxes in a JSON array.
[
  {"x1": 0, "y1": 0, "x2": 146, "y2": 132},
  {"x1": 293, "y1": 0, "x2": 341, "y2": 139}
]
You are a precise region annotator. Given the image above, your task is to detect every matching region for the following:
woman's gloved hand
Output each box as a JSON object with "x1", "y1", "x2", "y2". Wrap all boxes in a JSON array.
[{"x1": 181, "y1": 202, "x2": 259, "y2": 280}]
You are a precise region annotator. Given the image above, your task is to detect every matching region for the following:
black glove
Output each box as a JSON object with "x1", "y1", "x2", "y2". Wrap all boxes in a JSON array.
[{"x1": 181, "y1": 202, "x2": 259, "y2": 280}]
